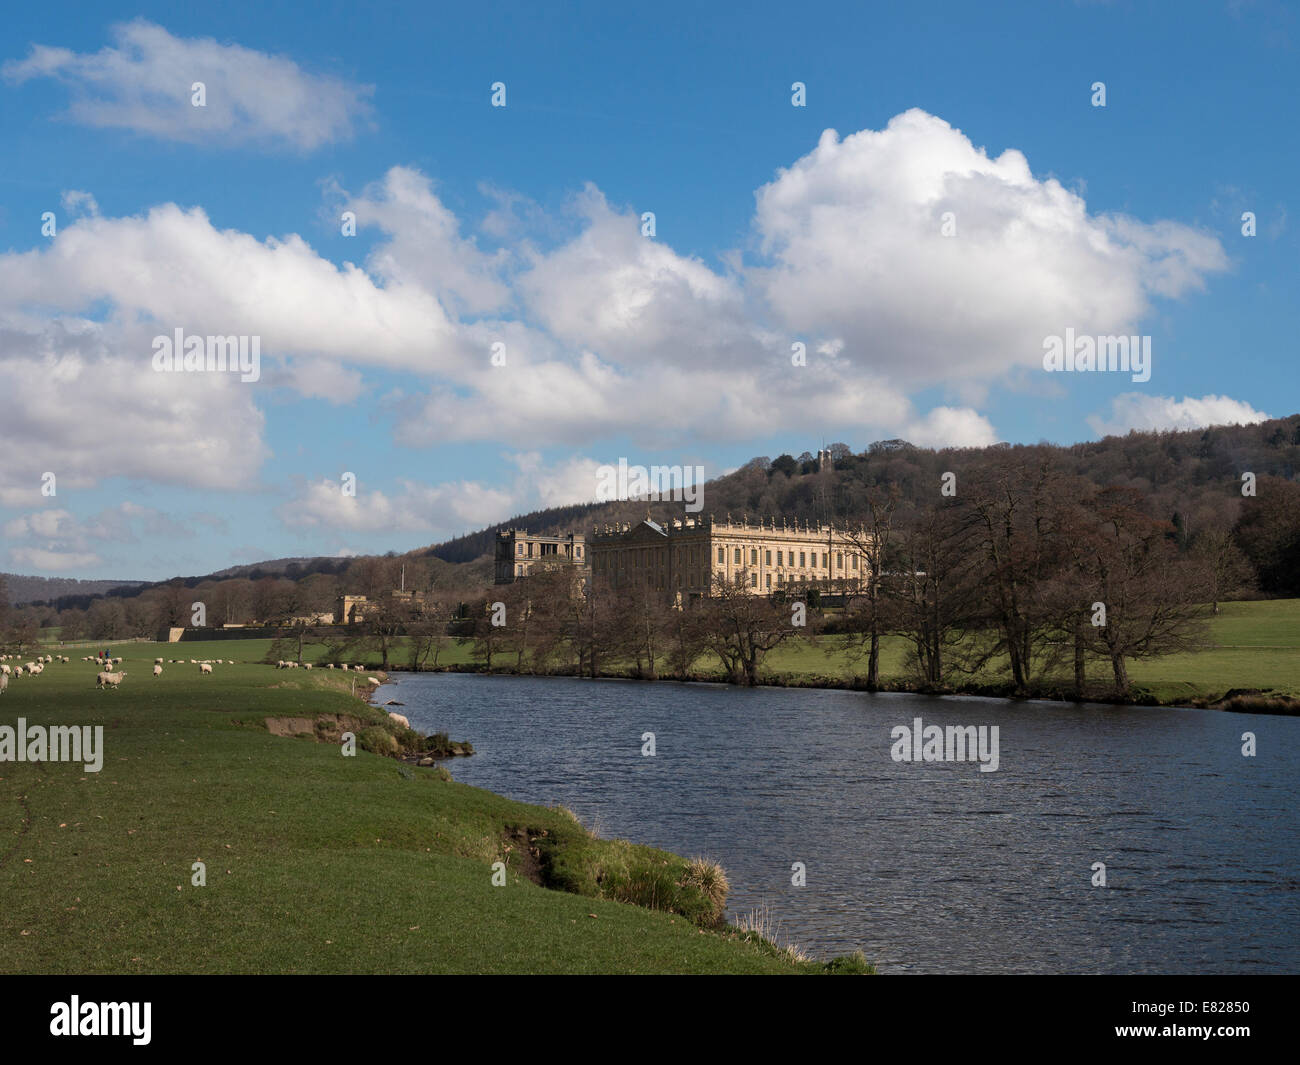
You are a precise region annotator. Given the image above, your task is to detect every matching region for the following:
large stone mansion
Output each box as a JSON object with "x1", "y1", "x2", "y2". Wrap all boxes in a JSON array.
[
  {"x1": 495, "y1": 529, "x2": 587, "y2": 584},
  {"x1": 587, "y1": 513, "x2": 873, "y2": 603}
]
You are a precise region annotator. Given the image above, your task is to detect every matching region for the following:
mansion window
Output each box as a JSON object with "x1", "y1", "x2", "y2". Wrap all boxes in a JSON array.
[
  {"x1": 750, "y1": 573, "x2": 758, "y2": 587},
  {"x1": 717, "y1": 547, "x2": 725, "y2": 563},
  {"x1": 734, "y1": 547, "x2": 742, "y2": 563}
]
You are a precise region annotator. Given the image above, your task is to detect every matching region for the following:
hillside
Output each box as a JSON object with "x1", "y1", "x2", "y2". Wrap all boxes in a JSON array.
[
  {"x1": 426, "y1": 415, "x2": 1300, "y2": 570},
  {"x1": 1, "y1": 572, "x2": 146, "y2": 606}
]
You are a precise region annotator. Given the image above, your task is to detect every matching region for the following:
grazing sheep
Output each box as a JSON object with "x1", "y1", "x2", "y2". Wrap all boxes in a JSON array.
[
  {"x1": 1, "y1": 665, "x2": 9, "y2": 675},
  {"x1": 367, "y1": 677, "x2": 381, "y2": 686},
  {"x1": 96, "y1": 671, "x2": 127, "y2": 689},
  {"x1": 199, "y1": 663, "x2": 213, "y2": 675},
  {"x1": 304, "y1": 663, "x2": 312, "y2": 670},
  {"x1": 326, "y1": 664, "x2": 334, "y2": 670},
  {"x1": 155, "y1": 658, "x2": 164, "y2": 665},
  {"x1": 153, "y1": 664, "x2": 163, "y2": 677},
  {"x1": 387, "y1": 711, "x2": 409, "y2": 728},
  {"x1": 0, "y1": 673, "x2": 8, "y2": 696}
]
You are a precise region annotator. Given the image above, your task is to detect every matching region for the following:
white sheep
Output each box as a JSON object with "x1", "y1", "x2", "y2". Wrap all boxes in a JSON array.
[
  {"x1": 387, "y1": 711, "x2": 409, "y2": 728},
  {"x1": 199, "y1": 663, "x2": 213, "y2": 675},
  {"x1": 153, "y1": 664, "x2": 163, "y2": 677},
  {"x1": 96, "y1": 671, "x2": 127, "y2": 689},
  {"x1": 0, "y1": 673, "x2": 8, "y2": 696},
  {"x1": 155, "y1": 658, "x2": 164, "y2": 665}
]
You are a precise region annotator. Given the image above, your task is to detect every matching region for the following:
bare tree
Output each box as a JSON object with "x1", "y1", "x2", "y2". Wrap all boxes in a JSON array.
[
  {"x1": 698, "y1": 571, "x2": 796, "y2": 686},
  {"x1": 1075, "y1": 488, "x2": 1213, "y2": 694}
]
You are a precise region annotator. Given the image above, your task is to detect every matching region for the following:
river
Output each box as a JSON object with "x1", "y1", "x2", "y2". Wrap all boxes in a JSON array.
[{"x1": 379, "y1": 672, "x2": 1299, "y2": 974}]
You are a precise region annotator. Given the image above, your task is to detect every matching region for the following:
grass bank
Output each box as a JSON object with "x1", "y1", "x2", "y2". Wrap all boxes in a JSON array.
[{"x1": 0, "y1": 652, "x2": 867, "y2": 973}]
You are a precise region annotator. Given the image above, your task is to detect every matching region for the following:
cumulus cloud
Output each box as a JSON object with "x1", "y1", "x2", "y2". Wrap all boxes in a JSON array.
[
  {"x1": 338, "y1": 167, "x2": 511, "y2": 316},
  {"x1": 1087, "y1": 394, "x2": 1272, "y2": 436},
  {"x1": 0, "y1": 318, "x2": 268, "y2": 506},
  {"x1": 2, "y1": 19, "x2": 373, "y2": 150},
  {"x1": 749, "y1": 109, "x2": 1228, "y2": 383}
]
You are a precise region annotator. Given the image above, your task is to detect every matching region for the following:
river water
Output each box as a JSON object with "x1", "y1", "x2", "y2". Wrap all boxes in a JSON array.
[{"x1": 379, "y1": 672, "x2": 1299, "y2": 974}]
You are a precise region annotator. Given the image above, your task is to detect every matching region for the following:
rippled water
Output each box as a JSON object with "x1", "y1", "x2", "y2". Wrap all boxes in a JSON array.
[{"x1": 380, "y1": 672, "x2": 1300, "y2": 974}]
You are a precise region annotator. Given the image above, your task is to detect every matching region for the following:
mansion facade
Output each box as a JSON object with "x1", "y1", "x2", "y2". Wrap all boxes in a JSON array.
[
  {"x1": 495, "y1": 529, "x2": 588, "y2": 584},
  {"x1": 587, "y1": 514, "x2": 873, "y2": 602}
]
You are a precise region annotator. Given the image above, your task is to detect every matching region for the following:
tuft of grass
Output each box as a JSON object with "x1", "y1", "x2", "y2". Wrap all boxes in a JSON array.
[{"x1": 681, "y1": 857, "x2": 730, "y2": 916}]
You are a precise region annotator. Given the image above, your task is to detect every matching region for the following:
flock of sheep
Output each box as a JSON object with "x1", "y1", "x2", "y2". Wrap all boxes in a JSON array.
[
  {"x1": 0, "y1": 652, "x2": 70, "y2": 694},
  {"x1": 0, "y1": 652, "x2": 382, "y2": 694}
]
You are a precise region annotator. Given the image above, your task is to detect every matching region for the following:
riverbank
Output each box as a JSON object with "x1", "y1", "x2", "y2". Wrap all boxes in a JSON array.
[
  {"x1": 160, "y1": 599, "x2": 1298, "y2": 715},
  {"x1": 382, "y1": 599, "x2": 1300, "y2": 716},
  {"x1": 0, "y1": 653, "x2": 869, "y2": 973}
]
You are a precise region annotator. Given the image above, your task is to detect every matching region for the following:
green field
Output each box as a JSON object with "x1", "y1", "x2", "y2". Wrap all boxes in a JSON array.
[
  {"x1": 0, "y1": 651, "x2": 851, "y2": 974},
  {"x1": 762, "y1": 599, "x2": 1300, "y2": 705},
  {"x1": 46, "y1": 598, "x2": 1300, "y2": 706}
]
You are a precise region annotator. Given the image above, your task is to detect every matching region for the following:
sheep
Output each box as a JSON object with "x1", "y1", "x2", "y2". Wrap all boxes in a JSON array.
[
  {"x1": 153, "y1": 664, "x2": 163, "y2": 677},
  {"x1": 199, "y1": 663, "x2": 213, "y2": 675},
  {"x1": 387, "y1": 711, "x2": 409, "y2": 729},
  {"x1": 155, "y1": 658, "x2": 164, "y2": 665},
  {"x1": 326, "y1": 664, "x2": 334, "y2": 670},
  {"x1": 96, "y1": 671, "x2": 127, "y2": 689},
  {"x1": 1, "y1": 665, "x2": 9, "y2": 675},
  {"x1": 303, "y1": 663, "x2": 312, "y2": 670},
  {"x1": 0, "y1": 673, "x2": 8, "y2": 696},
  {"x1": 367, "y1": 677, "x2": 381, "y2": 685}
]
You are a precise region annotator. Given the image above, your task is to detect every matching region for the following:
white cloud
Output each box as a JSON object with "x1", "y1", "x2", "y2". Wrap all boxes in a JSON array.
[
  {"x1": 903, "y1": 406, "x2": 1000, "y2": 449},
  {"x1": 749, "y1": 109, "x2": 1229, "y2": 384},
  {"x1": 1087, "y1": 394, "x2": 1272, "y2": 436},
  {"x1": 0, "y1": 318, "x2": 268, "y2": 506},
  {"x1": 9, "y1": 547, "x2": 103, "y2": 572},
  {"x1": 277, "y1": 478, "x2": 516, "y2": 537},
  {"x1": 3, "y1": 19, "x2": 372, "y2": 151},
  {"x1": 339, "y1": 167, "x2": 511, "y2": 316}
]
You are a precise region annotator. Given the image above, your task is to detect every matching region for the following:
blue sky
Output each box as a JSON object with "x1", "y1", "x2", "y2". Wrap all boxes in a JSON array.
[{"x1": 0, "y1": 0, "x2": 1295, "y2": 580}]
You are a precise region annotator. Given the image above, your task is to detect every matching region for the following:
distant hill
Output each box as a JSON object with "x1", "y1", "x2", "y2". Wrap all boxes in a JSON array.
[{"x1": 2, "y1": 573, "x2": 146, "y2": 606}]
